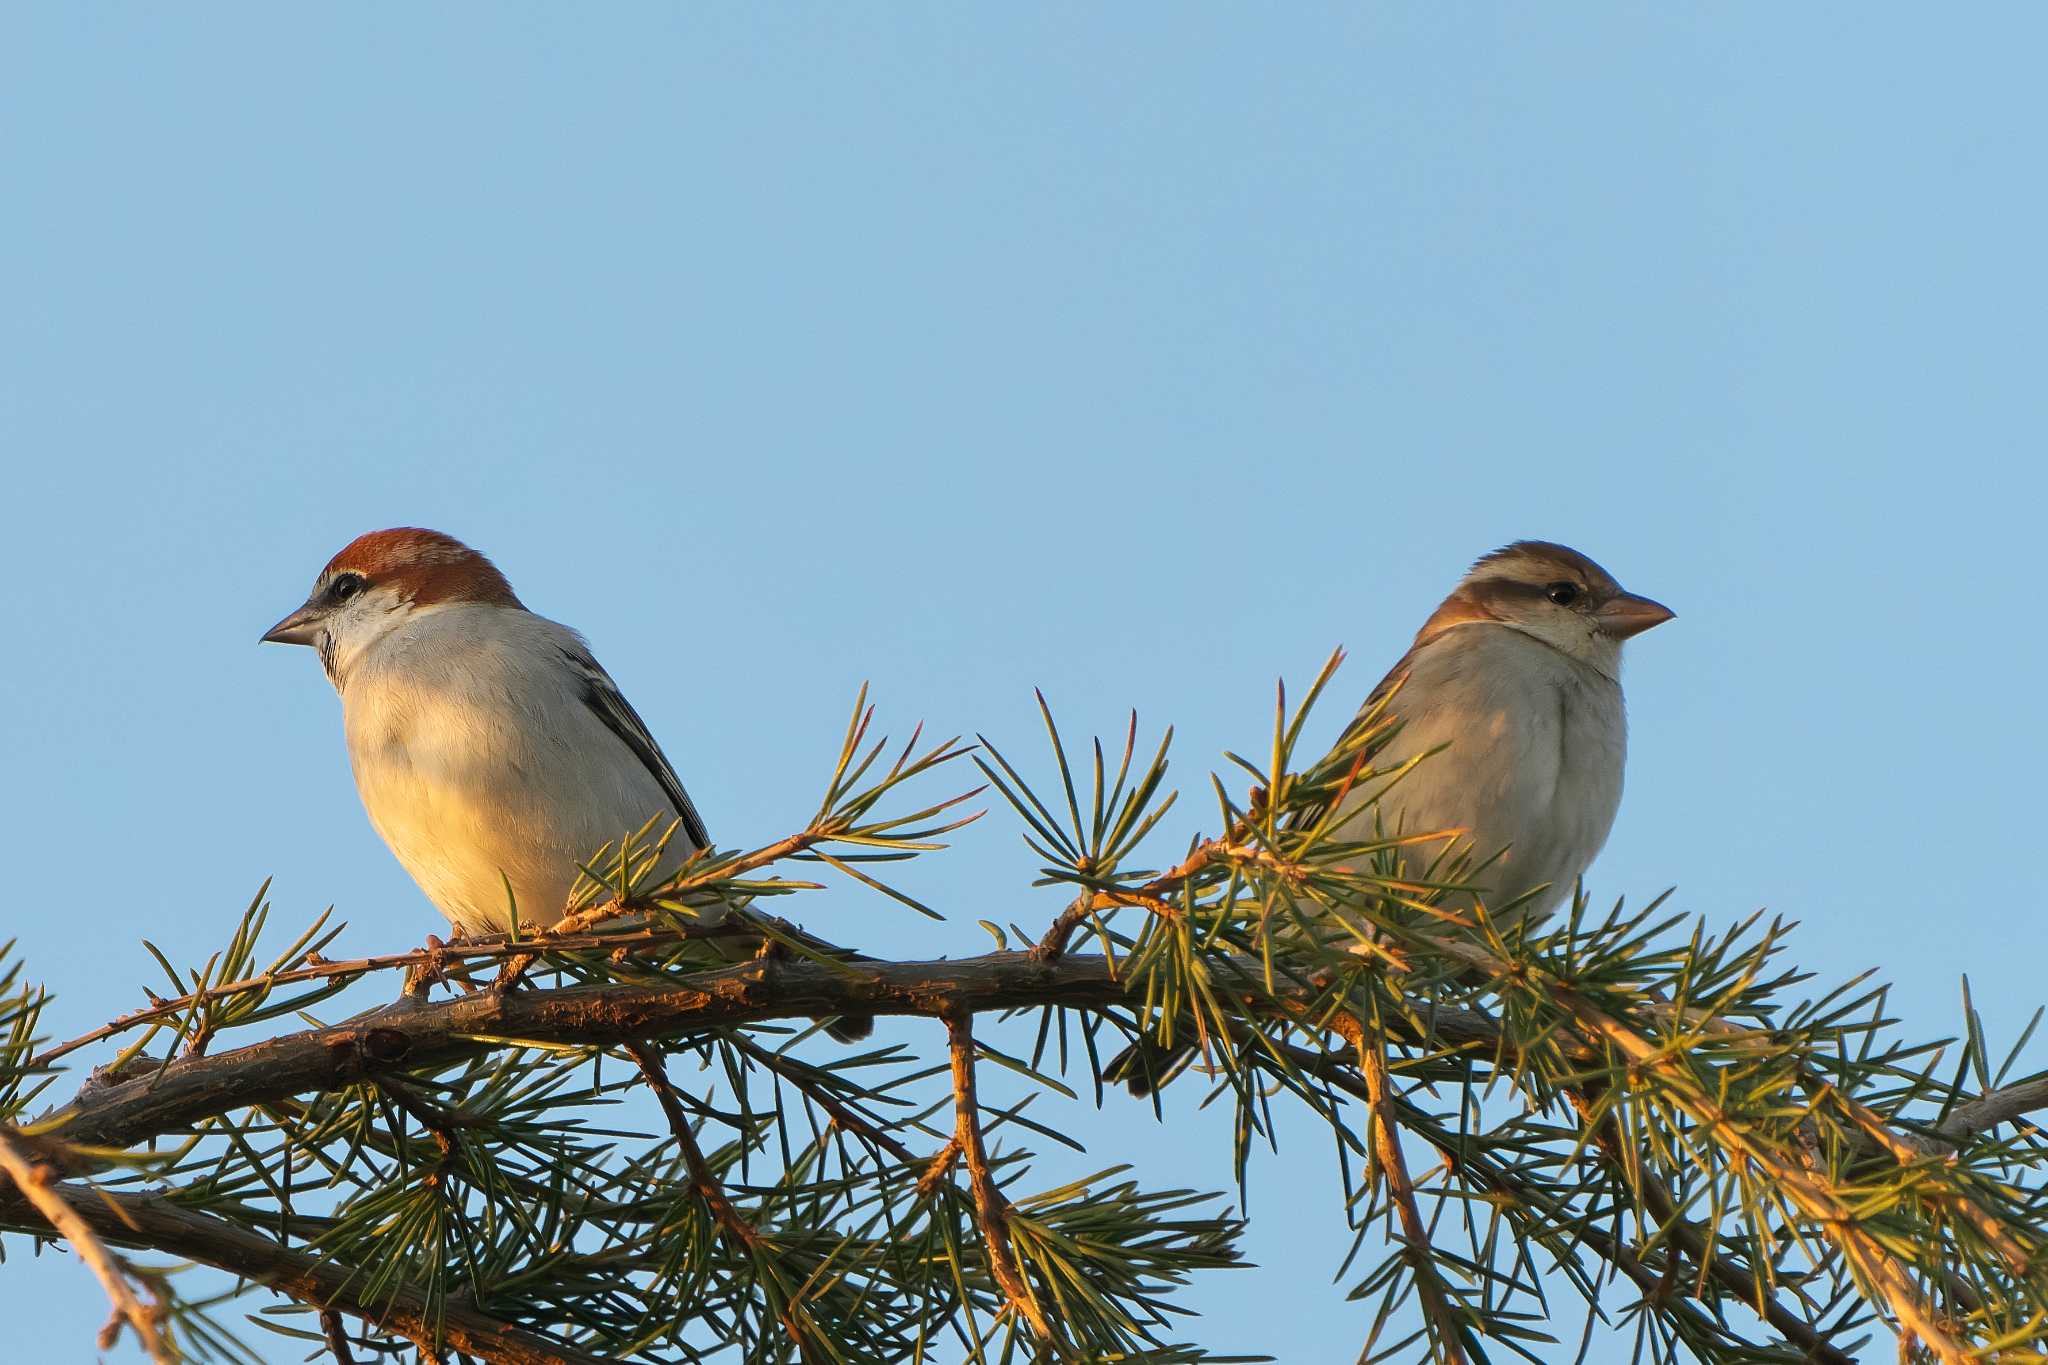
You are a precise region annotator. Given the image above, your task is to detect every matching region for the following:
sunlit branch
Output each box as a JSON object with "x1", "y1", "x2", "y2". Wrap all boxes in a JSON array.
[
  {"x1": 1356, "y1": 1033, "x2": 1469, "y2": 1365},
  {"x1": 12, "y1": 1179, "x2": 610, "y2": 1365},
  {"x1": 0, "y1": 1129, "x2": 172, "y2": 1364},
  {"x1": 945, "y1": 1011, "x2": 1053, "y2": 1345}
]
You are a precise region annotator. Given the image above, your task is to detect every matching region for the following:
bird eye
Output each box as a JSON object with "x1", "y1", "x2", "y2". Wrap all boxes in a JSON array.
[
  {"x1": 1546, "y1": 582, "x2": 1580, "y2": 606},
  {"x1": 328, "y1": 572, "x2": 365, "y2": 603}
]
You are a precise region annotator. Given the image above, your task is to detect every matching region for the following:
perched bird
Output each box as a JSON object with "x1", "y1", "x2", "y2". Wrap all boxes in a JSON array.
[
  {"x1": 261, "y1": 528, "x2": 870, "y2": 1037},
  {"x1": 1116, "y1": 540, "x2": 1672, "y2": 1093},
  {"x1": 1328, "y1": 539, "x2": 1674, "y2": 923}
]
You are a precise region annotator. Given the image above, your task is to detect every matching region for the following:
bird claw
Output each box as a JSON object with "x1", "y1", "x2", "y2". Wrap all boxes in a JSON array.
[{"x1": 401, "y1": 933, "x2": 452, "y2": 1000}]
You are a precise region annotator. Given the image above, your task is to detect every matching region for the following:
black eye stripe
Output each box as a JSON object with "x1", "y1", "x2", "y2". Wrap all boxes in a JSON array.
[{"x1": 1546, "y1": 581, "x2": 1580, "y2": 606}]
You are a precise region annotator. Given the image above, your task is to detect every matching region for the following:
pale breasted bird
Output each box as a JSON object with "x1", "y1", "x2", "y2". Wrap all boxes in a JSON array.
[
  {"x1": 1116, "y1": 540, "x2": 1672, "y2": 1093},
  {"x1": 262, "y1": 528, "x2": 871, "y2": 1039}
]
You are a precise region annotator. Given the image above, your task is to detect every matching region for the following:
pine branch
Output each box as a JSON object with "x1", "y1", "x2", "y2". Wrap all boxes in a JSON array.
[
  {"x1": 33, "y1": 922, "x2": 775, "y2": 1072},
  {"x1": 625, "y1": 1042, "x2": 822, "y2": 1361},
  {"x1": 17, "y1": 1179, "x2": 614, "y2": 1365},
  {"x1": 319, "y1": 1308, "x2": 358, "y2": 1365},
  {"x1": 1356, "y1": 1033, "x2": 1469, "y2": 1365},
  {"x1": 945, "y1": 1011, "x2": 1054, "y2": 1345},
  {"x1": 0, "y1": 1128, "x2": 173, "y2": 1363},
  {"x1": 1940, "y1": 1075, "x2": 2048, "y2": 1142}
]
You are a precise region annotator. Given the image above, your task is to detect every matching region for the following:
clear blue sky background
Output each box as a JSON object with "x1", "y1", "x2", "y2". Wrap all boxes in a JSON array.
[{"x1": 5, "y1": 7, "x2": 2046, "y2": 1362}]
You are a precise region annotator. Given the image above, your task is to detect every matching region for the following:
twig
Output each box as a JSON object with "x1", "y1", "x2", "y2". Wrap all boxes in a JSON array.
[
  {"x1": 1558, "y1": 992, "x2": 1971, "y2": 1365},
  {"x1": 495, "y1": 823, "x2": 872, "y2": 990},
  {"x1": 624, "y1": 1042, "x2": 765, "y2": 1254},
  {"x1": 1940, "y1": 1075, "x2": 2048, "y2": 1142},
  {"x1": 917, "y1": 1138, "x2": 963, "y2": 1198},
  {"x1": 321, "y1": 1308, "x2": 358, "y2": 1365},
  {"x1": 41, "y1": 951, "x2": 1135, "y2": 1155},
  {"x1": 1355, "y1": 1032, "x2": 1469, "y2": 1365},
  {"x1": 33, "y1": 1180, "x2": 611, "y2": 1365},
  {"x1": 1031, "y1": 830, "x2": 1245, "y2": 963},
  {"x1": 945, "y1": 1011, "x2": 1054, "y2": 1343},
  {"x1": 1563, "y1": 1088, "x2": 1860, "y2": 1365},
  {"x1": 1239, "y1": 1011, "x2": 1863, "y2": 1362},
  {"x1": 1388, "y1": 924, "x2": 1979, "y2": 1362},
  {"x1": 1824, "y1": 1082, "x2": 2033, "y2": 1276},
  {"x1": 727, "y1": 1035, "x2": 923, "y2": 1165},
  {"x1": 0, "y1": 1128, "x2": 172, "y2": 1363},
  {"x1": 33, "y1": 922, "x2": 770, "y2": 1070},
  {"x1": 1028, "y1": 809, "x2": 1455, "y2": 965},
  {"x1": 627, "y1": 1041, "x2": 824, "y2": 1361}
]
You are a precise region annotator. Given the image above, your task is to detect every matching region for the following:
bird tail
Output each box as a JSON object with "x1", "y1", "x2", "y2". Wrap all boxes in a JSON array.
[
  {"x1": 822, "y1": 1014, "x2": 874, "y2": 1044},
  {"x1": 1104, "y1": 1035, "x2": 1198, "y2": 1097}
]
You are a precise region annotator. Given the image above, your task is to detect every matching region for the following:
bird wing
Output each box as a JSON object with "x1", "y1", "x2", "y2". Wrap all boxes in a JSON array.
[
  {"x1": 557, "y1": 644, "x2": 712, "y2": 851},
  {"x1": 1358, "y1": 643, "x2": 1418, "y2": 718},
  {"x1": 1282, "y1": 642, "x2": 1422, "y2": 835}
]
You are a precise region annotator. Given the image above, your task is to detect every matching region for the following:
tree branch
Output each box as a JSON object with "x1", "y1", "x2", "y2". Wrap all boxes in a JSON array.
[
  {"x1": 728, "y1": 1034, "x2": 924, "y2": 1165},
  {"x1": 1563, "y1": 1088, "x2": 1860, "y2": 1365},
  {"x1": 626, "y1": 1041, "x2": 824, "y2": 1360},
  {"x1": 320, "y1": 1308, "x2": 359, "y2": 1365},
  {"x1": 1355, "y1": 1032, "x2": 1469, "y2": 1365},
  {"x1": 945, "y1": 1011, "x2": 1054, "y2": 1344},
  {"x1": 12, "y1": 1182, "x2": 610, "y2": 1365},
  {"x1": 1558, "y1": 991, "x2": 1971, "y2": 1365},
  {"x1": 0, "y1": 1129, "x2": 171, "y2": 1363},
  {"x1": 32, "y1": 922, "x2": 777, "y2": 1071},
  {"x1": 43, "y1": 951, "x2": 1130, "y2": 1154},
  {"x1": 1231, "y1": 1015, "x2": 1864, "y2": 1362},
  {"x1": 25, "y1": 934, "x2": 2028, "y2": 1364},
  {"x1": 1939, "y1": 1074, "x2": 2048, "y2": 1143},
  {"x1": 625, "y1": 1042, "x2": 766, "y2": 1255}
]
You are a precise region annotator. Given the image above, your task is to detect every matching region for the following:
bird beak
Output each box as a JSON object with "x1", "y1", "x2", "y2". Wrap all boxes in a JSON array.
[
  {"x1": 1595, "y1": 592, "x2": 1675, "y2": 639},
  {"x1": 261, "y1": 602, "x2": 325, "y2": 647}
]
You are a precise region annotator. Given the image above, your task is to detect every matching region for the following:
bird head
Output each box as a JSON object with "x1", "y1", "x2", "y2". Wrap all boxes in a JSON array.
[
  {"x1": 261, "y1": 528, "x2": 524, "y2": 681},
  {"x1": 1415, "y1": 540, "x2": 1673, "y2": 679}
]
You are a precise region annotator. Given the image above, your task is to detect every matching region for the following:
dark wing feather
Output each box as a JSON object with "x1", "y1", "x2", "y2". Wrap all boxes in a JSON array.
[{"x1": 560, "y1": 645, "x2": 712, "y2": 850}]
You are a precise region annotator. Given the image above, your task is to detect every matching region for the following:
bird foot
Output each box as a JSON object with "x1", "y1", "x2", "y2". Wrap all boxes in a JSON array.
[{"x1": 401, "y1": 933, "x2": 454, "y2": 1001}]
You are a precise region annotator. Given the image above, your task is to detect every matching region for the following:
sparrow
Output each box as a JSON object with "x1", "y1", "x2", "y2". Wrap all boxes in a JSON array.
[
  {"x1": 1328, "y1": 539, "x2": 1674, "y2": 924},
  {"x1": 1116, "y1": 540, "x2": 1672, "y2": 1093},
  {"x1": 261, "y1": 528, "x2": 871, "y2": 1038}
]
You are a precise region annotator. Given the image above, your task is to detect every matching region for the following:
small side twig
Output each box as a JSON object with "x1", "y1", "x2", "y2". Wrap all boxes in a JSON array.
[
  {"x1": 1356, "y1": 1033, "x2": 1469, "y2": 1365},
  {"x1": 34, "y1": 922, "x2": 762, "y2": 1071},
  {"x1": 497, "y1": 829, "x2": 831, "y2": 990},
  {"x1": 917, "y1": 1138, "x2": 962, "y2": 1198},
  {"x1": 1941, "y1": 1076, "x2": 2048, "y2": 1142},
  {"x1": 1030, "y1": 833, "x2": 1238, "y2": 963},
  {"x1": 1029, "y1": 817, "x2": 1454, "y2": 965},
  {"x1": 624, "y1": 1042, "x2": 766, "y2": 1255},
  {"x1": 1239, "y1": 1008, "x2": 1859, "y2": 1362},
  {"x1": 0, "y1": 1129, "x2": 172, "y2": 1364},
  {"x1": 728, "y1": 1035, "x2": 923, "y2": 1165},
  {"x1": 628, "y1": 1039, "x2": 829, "y2": 1365},
  {"x1": 945, "y1": 1012, "x2": 1053, "y2": 1343},
  {"x1": 321, "y1": 1308, "x2": 359, "y2": 1365}
]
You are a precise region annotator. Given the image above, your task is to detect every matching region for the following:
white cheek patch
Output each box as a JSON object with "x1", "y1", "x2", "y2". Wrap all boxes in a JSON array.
[
  {"x1": 328, "y1": 595, "x2": 417, "y2": 683},
  {"x1": 1500, "y1": 615, "x2": 1624, "y2": 680}
]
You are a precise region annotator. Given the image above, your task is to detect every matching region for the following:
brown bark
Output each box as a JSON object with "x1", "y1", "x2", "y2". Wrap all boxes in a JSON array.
[{"x1": 39, "y1": 1184, "x2": 617, "y2": 1365}]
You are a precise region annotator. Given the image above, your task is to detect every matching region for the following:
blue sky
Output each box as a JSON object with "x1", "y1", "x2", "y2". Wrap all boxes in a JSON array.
[{"x1": 5, "y1": 7, "x2": 2047, "y2": 1361}]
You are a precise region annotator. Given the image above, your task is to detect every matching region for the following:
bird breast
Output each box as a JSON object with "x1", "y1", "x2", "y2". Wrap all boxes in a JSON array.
[
  {"x1": 1359, "y1": 625, "x2": 1627, "y2": 919},
  {"x1": 336, "y1": 605, "x2": 680, "y2": 933}
]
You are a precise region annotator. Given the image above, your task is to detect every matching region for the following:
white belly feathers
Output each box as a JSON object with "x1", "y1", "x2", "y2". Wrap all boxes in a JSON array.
[
  {"x1": 1340, "y1": 624, "x2": 1627, "y2": 921},
  {"x1": 339, "y1": 606, "x2": 684, "y2": 933}
]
